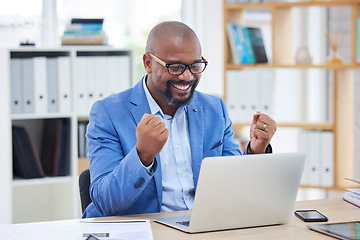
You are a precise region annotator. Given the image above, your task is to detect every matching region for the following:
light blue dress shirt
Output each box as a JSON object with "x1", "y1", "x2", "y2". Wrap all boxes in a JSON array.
[{"x1": 142, "y1": 78, "x2": 195, "y2": 212}]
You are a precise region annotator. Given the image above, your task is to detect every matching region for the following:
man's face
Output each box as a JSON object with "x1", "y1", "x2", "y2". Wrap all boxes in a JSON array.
[{"x1": 146, "y1": 36, "x2": 203, "y2": 108}]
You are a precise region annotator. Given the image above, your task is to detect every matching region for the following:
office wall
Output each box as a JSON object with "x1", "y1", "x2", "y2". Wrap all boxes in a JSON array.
[{"x1": 182, "y1": 0, "x2": 224, "y2": 97}]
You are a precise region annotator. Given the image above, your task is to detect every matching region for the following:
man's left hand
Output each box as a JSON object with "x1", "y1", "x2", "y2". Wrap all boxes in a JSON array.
[{"x1": 249, "y1": 112, "x2": 277, "y2": 154}]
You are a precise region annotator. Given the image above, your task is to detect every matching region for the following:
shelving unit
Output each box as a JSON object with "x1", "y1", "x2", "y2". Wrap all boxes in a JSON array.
[
  {"x1": 223, "y1": 0, "x2": 360, "y2": 190},
  {"x1": 0, "y1": 47, "x2": 134, "y2": 224}
]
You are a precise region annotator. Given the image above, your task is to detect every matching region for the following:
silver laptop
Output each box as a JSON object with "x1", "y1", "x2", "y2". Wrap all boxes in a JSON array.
[{"x1": 154, "y1": 152, "x2": 306, "y2": 233}]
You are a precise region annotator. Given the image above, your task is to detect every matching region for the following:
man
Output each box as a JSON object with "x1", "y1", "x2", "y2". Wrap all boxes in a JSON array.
[{"x1": 82, "y1": 21, "x2": 276, "y2": 218}]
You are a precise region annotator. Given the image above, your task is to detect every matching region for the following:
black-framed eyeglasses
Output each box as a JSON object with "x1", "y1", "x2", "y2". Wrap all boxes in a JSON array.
[{"x1": 148, "y1": 52, "x2": 208, "y2": 75}]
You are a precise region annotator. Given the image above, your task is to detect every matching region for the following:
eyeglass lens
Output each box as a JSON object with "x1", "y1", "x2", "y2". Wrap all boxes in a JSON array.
[{"x1": 167, "y1": 62, "x2": 206, "y2": 75}]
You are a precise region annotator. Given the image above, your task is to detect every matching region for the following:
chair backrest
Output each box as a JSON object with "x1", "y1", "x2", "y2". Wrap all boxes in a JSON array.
[{"x1": 79, "y1": 168, "x2": 92, "y2": 213}]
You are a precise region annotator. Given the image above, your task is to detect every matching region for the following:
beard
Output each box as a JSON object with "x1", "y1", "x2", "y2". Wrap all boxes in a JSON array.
[{"x1": 164, "y1": 79, "x2": 198, "y2": 107}]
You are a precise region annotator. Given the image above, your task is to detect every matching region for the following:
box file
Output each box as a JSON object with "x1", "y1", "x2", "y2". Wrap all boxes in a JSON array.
[
  {"x1": 57, "y1": 56, "x2": 72, "y2": 113},
  {"x1": 10, "y1": 58, "x2": 23, "y2": 114},
  {"x1": 47, "y1": 57, "x2": 59, "y2": 113},
  {"x1": 74, "y1": 56, "x2": 88, "y2": 114},
  {"x1": 22, "y1": 58, "x2": 35, "y2": 114},
  {"x1": 33, "y1": 56, "x2": 48, "y2": 114}
]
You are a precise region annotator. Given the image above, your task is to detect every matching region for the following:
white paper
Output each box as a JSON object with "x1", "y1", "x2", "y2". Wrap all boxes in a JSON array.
[
  {"x1": 0, "y1": 219, "x2": 153, "y2": 240},
  {"x1": 346, "y1": 189, "x2": 360, "y2": 195},
  {"x1": 76, "y1": 219, "x2": 153, "y2": 240}
]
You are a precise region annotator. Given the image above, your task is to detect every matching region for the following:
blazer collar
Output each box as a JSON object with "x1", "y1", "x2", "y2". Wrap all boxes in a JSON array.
[{"x1": 130, "y1": 76, "x2": 150, "y2": 125}]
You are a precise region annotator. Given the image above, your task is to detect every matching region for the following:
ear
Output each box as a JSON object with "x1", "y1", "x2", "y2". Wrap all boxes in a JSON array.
[{"x1": 143, "y1": 54, "x2": 152, "y2": 73}]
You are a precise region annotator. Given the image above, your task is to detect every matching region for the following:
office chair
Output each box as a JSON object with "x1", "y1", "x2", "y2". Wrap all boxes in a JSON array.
[{"x1": 79, "y1": 168, "x2": 92, "y2": 213}]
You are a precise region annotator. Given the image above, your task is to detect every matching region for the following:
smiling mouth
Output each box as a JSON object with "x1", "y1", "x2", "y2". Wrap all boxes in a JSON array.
[{"x1": 172, "y1": 83, "x2": 191, "y2": 90}]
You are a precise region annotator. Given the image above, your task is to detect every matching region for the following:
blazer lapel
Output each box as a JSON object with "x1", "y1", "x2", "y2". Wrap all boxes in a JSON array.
[
  {"x1": 187, "y1": 96, "x2": 204, "y2": 189},
  {"x1": 130, "y1": 78, "x2": 150, "y2": 125},
  {"x1": 129, "y1": 77, "x2": 163, "y2": 208}
]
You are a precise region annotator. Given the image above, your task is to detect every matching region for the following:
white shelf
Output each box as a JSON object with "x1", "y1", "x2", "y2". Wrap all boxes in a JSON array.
[
  {"x1": 12, "y1": 176, "x2": 73, "y2": 187},
  {"x1": 0, "y1": 47, "x2": 135, "y2": 224},
  {"x1": 11, "y1": 113, "x2": 73, "y2": 120}
]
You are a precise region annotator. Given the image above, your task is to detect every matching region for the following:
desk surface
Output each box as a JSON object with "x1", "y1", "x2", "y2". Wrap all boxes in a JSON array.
[
  {"x1": 2, "y1": 198, "x2": 358, "y2": 240},
  {"x1": 104, "y1": 198, "x2": 359, "y2": 240}
]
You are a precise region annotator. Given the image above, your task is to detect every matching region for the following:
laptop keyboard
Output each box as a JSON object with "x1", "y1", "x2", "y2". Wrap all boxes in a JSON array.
[{"x1": 176, "y1": 220, "x2": 190, "y2": 226}]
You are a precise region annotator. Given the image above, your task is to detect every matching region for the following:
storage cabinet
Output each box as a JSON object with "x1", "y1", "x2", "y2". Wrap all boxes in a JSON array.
[
  {"x1": 0, "y1": 47, "x2": 134, "y2": 224},
  {"x1": 223, "y1": 0, "x2": 360, "y2": 190}
]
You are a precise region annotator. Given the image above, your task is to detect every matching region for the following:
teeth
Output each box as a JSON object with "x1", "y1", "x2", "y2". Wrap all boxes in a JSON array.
[{"x1": 173, "y1": 84, "x2": 190, "y2": 90}]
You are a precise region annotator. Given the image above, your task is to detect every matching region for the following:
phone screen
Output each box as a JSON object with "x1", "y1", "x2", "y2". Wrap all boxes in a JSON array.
[{"x1": 294, "y1": 210, "x2": 328, "y2": 222}]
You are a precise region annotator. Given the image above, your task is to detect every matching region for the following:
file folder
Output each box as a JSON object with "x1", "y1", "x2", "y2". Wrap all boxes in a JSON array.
[
  {"x1": 22, "y1": 58, "x2": 35, "y2": 114},
  {"x1": 47, "y1": 57, "x2": 59, "y2": 113},
  {"x1": 33, "y1": 56, "x2": 48, "y2": 114},
  {"x1": 10, "y1": 58, "x2": 23, "y2": 114},
  {"x1": 74, "y1": 56, "x2": 88, "y2": 114},
  {"x1": 320, "y1": 131, "x2": 334, "y2": 187},
  {"x1": 58, "y1": 56, "x2": 72, "y2": 113}
]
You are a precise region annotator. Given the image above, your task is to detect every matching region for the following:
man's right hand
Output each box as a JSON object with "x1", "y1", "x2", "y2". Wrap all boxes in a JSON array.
[{"x1": 136, "y1": 113, "x2": 169, "y2": 166}]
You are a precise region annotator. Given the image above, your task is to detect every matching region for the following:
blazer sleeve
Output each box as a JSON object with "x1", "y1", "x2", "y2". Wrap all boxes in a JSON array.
[{"x1": 86, "y1": 100, "x2": 154, "y2": 216}]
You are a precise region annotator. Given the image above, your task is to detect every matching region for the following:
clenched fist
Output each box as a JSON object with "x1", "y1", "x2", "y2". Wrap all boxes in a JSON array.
[
  {"x1": 249, "y1": 112, "x2": 277, "y2": 154},
  {"x1": 136, "y1": 113, "x2": 169, "y2": 166}
]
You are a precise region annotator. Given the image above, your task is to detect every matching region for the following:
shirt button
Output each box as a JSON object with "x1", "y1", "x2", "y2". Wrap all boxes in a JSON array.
[
  {"x1": 175, "y1": 145, "x2": 180, "y2": 149},
  {"x1": 179, "y1": 170, "x2": 184, "y2": 175}
]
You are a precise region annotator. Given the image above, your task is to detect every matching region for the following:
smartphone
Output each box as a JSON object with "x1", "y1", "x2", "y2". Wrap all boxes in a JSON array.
[{"x1": 294, "y1": 210, "x2": 328, "y2": 222}]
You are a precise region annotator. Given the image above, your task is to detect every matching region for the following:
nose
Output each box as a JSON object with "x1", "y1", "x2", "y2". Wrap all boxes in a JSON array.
[{"x1": 178, "y1": 67, "x2": 193, "y2": 81}]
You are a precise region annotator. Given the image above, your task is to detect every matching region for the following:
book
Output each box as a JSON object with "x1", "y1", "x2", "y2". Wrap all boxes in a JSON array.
[
  {"x1": 236, "y1": 25, "x2": 253, "y2": 64},
  {"x1": 343, "y1": 178, "x2": 360, "y2": 207},
  {"x1": 343, "y1": 191, "x2": 360, "y2": 208},
  {"x1": 65, "y1": 23, "x2": 103, "y2": 31},
  {"x1": 226, "y1": 23, "x2": 240, "y2": 64},
  {"x1": 226, "y1": 23, "x2": 254, "y2": 64},
  {"x1": 244, "y1": 27, "x2": 268, "y2": 63},
  {"x1": 241, "y1": 27, "x2": 256, "y2": 64},
  {"x1": 71, "y1": 18, "x2": 104, "y2": 24},
  {"x1": 63, "y1": 29, "x2": 102, "y2": 35},
  {"x1": 61, "y1": 31, "x2": 107, "y2": 45},
  {"x1": 12, "y1": 126, "x2": 45, "y2": 179},
  {"x1": 62, "y1": 18, "x2": 107, "y2": 45},
  {"x1": 40, "y1": 119, "x2": 63, "y2": 176},
  {"x1": 57, "y1": 119, "x2": 71, "y2": 176}
]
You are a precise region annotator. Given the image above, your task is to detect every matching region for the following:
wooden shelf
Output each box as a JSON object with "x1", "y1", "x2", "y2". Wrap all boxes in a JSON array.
[
  {"x1": 223, "y1": 0, "x2": 360, "y2": 190},
  {"x1": 226, "y1": 63, "x2": 360, "y2": 70},
  {"x1": 225, "y1": 0, "x2": 360, "y2": 10}
]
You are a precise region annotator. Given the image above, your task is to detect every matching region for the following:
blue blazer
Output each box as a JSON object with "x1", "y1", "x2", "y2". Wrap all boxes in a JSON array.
[{"x1": 82, "y1": 76, "x2": 242, "y2": 218}]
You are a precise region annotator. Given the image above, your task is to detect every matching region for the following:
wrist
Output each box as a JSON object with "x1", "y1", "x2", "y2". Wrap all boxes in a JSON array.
[
  {"x1": 136, "y1": 148, "x2": 155, "y2": 166},
  {"x1": 247, "y1": 142, "x2": 272, "y2": 154}
]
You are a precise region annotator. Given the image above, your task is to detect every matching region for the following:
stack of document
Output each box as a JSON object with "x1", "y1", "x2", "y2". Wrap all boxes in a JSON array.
[{"x1": 343, "y1": 178, "x2": 360, "y2": 208}]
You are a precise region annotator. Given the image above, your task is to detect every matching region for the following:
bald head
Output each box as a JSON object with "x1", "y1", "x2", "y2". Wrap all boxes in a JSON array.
[{"x1": 145, "y1": 21, "x2": 200, "y2": 54}]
